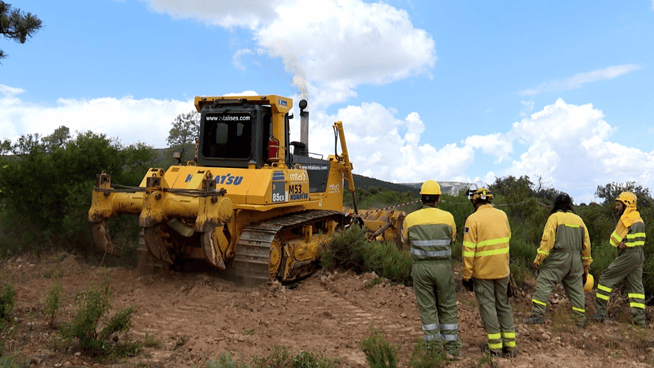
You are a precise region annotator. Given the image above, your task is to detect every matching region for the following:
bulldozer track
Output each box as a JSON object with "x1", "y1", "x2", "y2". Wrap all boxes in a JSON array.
[{"x1": 232, "y1": 210, "x2": 345, "y2": 283}]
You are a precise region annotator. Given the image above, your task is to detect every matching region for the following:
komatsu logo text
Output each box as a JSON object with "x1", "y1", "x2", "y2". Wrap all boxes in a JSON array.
[{"x1": 214, "y1": 173, "x2": 243, "y2": 185}]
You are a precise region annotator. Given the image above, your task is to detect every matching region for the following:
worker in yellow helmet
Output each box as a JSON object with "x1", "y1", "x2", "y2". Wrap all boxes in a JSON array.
[
  {"x1": 461, "y1": 182, "x2": 515, "y2": 358},
  {"x1": 403, "y1": 180, "x2": 462, "y2": 359},
  {"x1": 589, "y1": 192, "x2": 647, "y2": 328},
  {"x1": 524, "y1": 193, "x2": 592, "y2": 328}
]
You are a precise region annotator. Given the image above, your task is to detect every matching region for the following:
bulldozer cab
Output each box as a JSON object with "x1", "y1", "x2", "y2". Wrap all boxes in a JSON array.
[{"x1": 195, "y1": 96, "x2": 291, "y2": 169}]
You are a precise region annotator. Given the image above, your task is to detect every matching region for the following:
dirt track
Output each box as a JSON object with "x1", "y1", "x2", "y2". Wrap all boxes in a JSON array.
[{"x1": 2, "y1": 253, "x2": 654, "y2": 367}]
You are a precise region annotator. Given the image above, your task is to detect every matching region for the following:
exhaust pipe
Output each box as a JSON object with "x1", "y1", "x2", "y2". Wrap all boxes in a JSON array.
[{"x1": 300, "y1": 99, "x2": 309, "y2": 152}]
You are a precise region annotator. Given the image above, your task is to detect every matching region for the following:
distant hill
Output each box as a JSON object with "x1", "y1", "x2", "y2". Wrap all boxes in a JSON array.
[
  {"x1": 396, "y1": 181, "x2": 470, "y2": 196},
  {"x1": 348, "y1": 174, "x2": 420, "y2": 195}
]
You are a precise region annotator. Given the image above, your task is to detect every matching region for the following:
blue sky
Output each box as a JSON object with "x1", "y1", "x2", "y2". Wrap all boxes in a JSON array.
[{"x1": 1, "y1": 0, "x2": 653, "y2": 203}]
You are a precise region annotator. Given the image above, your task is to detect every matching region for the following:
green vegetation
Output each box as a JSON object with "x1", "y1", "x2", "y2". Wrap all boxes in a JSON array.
[
  {"x1": 59, "y1": 277, "x2": 140, "y2": 357},
  {"x1": 358, "y1": 324, "x2": 400, "y2": 368},
  {"x1": 42, "y1": 281, "x2": 62, "y2": 327},
  {"x1": 321, "y1": 225, "x2": 412, "y2": 285},
  {"x1": 407, "y1": 340, "x2": 447, "y2": 368},
  {"x1": 0, "y1": 127, "x2": 156, "y2": 261},
  {"x1": 204, "y1": 347, "x2": 340, "y2": 368},
  {"x1": 0, "y1": 283, "x2": 16, "y2": 356}
]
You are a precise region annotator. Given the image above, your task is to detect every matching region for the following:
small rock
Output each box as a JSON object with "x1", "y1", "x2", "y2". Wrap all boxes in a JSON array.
[
  {"x1": 400, "y1": 313, "x2": 407, "y2": 318},
  {"x1": 74, "y1": 352, "x2": 81, "y2": 356},
  {"x1": 29, "y1": 357, "x2": 42, "y2": 365},
  {"x1": 638, "y1": 355, "x2": 645, "y2": 362}
]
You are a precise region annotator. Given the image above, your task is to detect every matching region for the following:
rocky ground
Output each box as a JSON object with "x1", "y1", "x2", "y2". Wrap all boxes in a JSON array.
[{"x1": 1, "y1": 252, "x2": 653, "y2": 367}]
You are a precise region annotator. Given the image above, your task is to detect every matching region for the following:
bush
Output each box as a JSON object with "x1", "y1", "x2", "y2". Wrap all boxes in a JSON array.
[
  {"x1": 251, "y1": 346, "x2": 339, "y2": 368},
  {"x1": 358, "y1": 324, "x2": 400, "y2": 368},
  {"x1": 321, "y1": 226, "x2": 412, "y2": 285},
  {"x1": 60, "y1": 277, "x2": 140, "y2": 357},
  {"x1": 407, "y1": 340, "x2": 447, "y2": 368},
  {"x1": 0, "y1": 284, "x2": 16, "y2": 356},
  {"x1": 0, "y1": 129, "x2": 156, "y2": 257},
  {"x1": 206, "y1": 353, "x2": 249, "y2": 368},
  {"x1": 42, "y1": 281, "x2": 62, "y2": 327}
]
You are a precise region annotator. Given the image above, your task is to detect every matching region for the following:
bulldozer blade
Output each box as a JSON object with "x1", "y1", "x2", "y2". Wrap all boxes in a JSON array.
[
  {"x1": 201, "y1": 225, "x2": 227, "y2": 270},
  {"x1": 92, "y1": 221, "x2": 121, "y2": 257},
  {"x1": 144, "y1": 225, "x2": 174, "y2": 265}
]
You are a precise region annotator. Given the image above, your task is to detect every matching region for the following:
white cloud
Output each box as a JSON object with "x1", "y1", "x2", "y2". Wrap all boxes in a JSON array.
[
  {"x1": 519, "y1": 64, "x2": 641, "y2": 96},
  {"x1": 146, "y1": 0, "x2": 436, "y2": 108},
  {"x1": 498, "y1": 99, "x2": 654, "y2": 200},
  {"x1": 232, "y1": 49, "x2": 254, "y2": 71},
  {"x1": 0, "y1": 84, "x2": 192, "y2": 148},
  {"x1": 300, "y1": 102, "x2": 473, "y2": 183},
  {"x1": 464, "y1": 133, "x2": 512, "y2": 163}
]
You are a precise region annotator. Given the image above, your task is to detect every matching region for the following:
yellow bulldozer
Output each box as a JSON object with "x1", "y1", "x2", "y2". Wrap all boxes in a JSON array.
[{"x1": 89, "y1": 95, "x2": 405, "y2": 283}]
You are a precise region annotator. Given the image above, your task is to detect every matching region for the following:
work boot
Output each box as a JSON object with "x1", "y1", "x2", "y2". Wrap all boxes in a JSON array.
[
  {"x1": 503, "y1": 347, "x2": 517, "y2": 358},
  {"x1": 522, "y1": 314, "x2": 545, "y2": 324},
  {"x1": 588, "y1": 314, "x2": 606, "y2": 323},
  {"x1": 481, "y1": 343, "x2": 502, "y2": 357},
  {"x1": 446, "y1": 351, "x2": 464, "y2": 361}
]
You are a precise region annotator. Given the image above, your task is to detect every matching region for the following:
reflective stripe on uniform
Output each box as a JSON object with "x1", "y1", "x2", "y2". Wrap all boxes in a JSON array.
[
  {"x1": 411, "y1": 249, "x2": 451, "y2": 258},
  {"x1": 564, "y1": 223, "x2": 580, "y2": 228},
  {"x1": 532, "y1": 298, "x2": 547, "y2": 306},
  {"x1": 424, "y1": 334, "x2": 436, "y2": 341},
  {"x1": 488, "y1": 342, "x2": 503, "y2": 350},
  {"x1": 596, "y1": 293, "x2": 610, "y2": 301},
  {"x1": 625, "y1": 232, "x2": 646, "y2": 247},
  {"x1": 422, "y1": 323, "x2": 439, "y2": 331},
  {"x1": 463, "y1": 247, "x2": 509, "y2": 258},
  {"x1": 440, "y1": 323, "x2": 458, "y2": 331},
  {"x1": 630, "y1": 302, "x2": 646, "y2": 309},
  {"x1": 487, "y1": 333, "x2": 501, "y2": 340},
  {"x1": 502, "y1": 332, "x2": 515, "y2": 338},
  {"x1": 504, "y1": 341, "x2": 516, "y2": 348},
  {"x1": 597, "y1": 284, "x2": 612, "y2": 293},
  {"x1": 572, "y1": 307, "x2": 585, "y2": 313},
  {"x1": 537, "y1": 249, "x2": 549, "y2": 255},
  {"x1": 463, "y1": 238, "x2": 511, "y2": 249},
  {"x1": 609, "y1": 231, "x2": 623, "y2": 247},
  {"x1": 441, "y1": 333, "x2": 458, "y2": 341},
  {"x1": 629, "y1": 293, "x2": 645, "y2": 300},
  {"x1": 413, "y1": 239, "x2": 451, "y2": 247}
]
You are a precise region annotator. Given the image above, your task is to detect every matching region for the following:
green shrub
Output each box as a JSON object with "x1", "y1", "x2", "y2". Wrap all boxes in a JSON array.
[
  {"x1": 407, "y1": 340, "x2": 446, "y2": 368},
  {"x1": 0, "y1": 355, "x2": 28, "y2": 368},
  {"x1": 358, "y1": 324, "x2": 400, "y2": 368},
  {"x1": 509, "y1": 237, "x2": 537, "y2": 265},
  {"x1": 0, "y1": 284, "x2": 16, "y2": 356},
  {"x1": 206, "y1": 353, "x2": 250, "y2": 368},
  {"x1": 60, "y1": 278, "x2": 140, "y2": 357},
  {"x1": 321, "y1": 226, "x2": 412, "y2": 285},
  {"x1": 42, "y1": 281, "x2": 62, "y2": 327},
  {"x1": 0, "y1": 284, "x2": 15, "y2": 325},
  {"x1": 509, "y1": 262, "x2": 530, "y2": 286},
  {"x1": 363, "y1": 241, "x2": 412, "y2": 285},
  {"x1": 251, "y1": 346, "x2": 338, "y2": 368},
  {"x1": 144, "y1": 332, "x2": 161, "y2": 347}
]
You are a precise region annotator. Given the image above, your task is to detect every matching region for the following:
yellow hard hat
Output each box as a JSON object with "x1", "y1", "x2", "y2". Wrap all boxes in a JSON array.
[
  {"x1": 420, "y1": 180, "x2": 441, "y2": 195},
  {"x1": 584, "y1": 274, "x2": 594, "y2": 292},
  {"x1": 616, "y1": 192, "x2": 637, "y2": 208}
]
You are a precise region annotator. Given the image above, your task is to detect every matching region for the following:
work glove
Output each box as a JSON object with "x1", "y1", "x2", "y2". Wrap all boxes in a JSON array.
[
  {"x1": 533, "y1": 253, "x2": 546, "y2": 271},
  {"x1": 462, "y1": 278, "x2": 474, "y2": 292}
]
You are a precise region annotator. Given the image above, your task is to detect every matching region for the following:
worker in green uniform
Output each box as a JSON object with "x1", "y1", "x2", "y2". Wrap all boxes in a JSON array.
[
  {"x1": 589, "y1": 192, "x2": 647, "y2": 328},
  {"x1": 524, "y1": 193, "x2": 592, "y2": 328},
  {"x1": 461, "y1": 182, "x2": 516, "y2": 358},
  {"x1": 403, "y1": 180, "x2": 462, "y2": 358}
]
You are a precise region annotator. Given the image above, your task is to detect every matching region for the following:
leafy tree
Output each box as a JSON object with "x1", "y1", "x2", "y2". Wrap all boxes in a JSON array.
[
  {"x1": 0, "y1": 129, "x2": 156, "y2": 255},
  {"x1": 41, "y1": 125, "x2": 71, "y2": 153},
  {"x1": 166, "y1": 111, "x2": 199, "y2": 162},
  {"x1": 0, "y1": 1, "x2": 42, "y2": 60}
]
